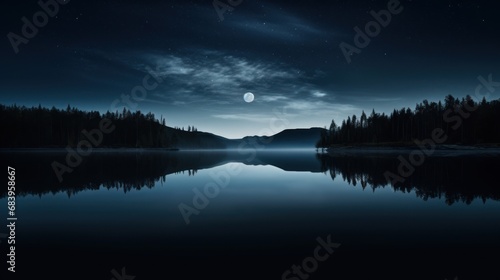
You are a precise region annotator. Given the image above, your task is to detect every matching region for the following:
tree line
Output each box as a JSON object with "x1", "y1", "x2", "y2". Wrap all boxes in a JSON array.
[
  {"x1": 317, "y1": 95, "x2": 500, "y2": 148},
  {"x1": 0, "y1": 104, "x2": 201, "y2": 148}
]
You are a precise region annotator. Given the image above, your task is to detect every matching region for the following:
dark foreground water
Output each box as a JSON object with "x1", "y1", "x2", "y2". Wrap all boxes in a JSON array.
[{"x1": 0, "y1": 150, "x2": 499, "y2": 280}]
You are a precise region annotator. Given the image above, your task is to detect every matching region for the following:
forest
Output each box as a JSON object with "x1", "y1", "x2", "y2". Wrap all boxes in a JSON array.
[
  {"x1": 0, "y1": 104, "x2": 210, "y2": 148},
  {"x1": 317, "y1": 95, "x2": 500, "y2": 147},
  {"x1": 2, "y1": 94, "x2": 500, "y2": 149}
]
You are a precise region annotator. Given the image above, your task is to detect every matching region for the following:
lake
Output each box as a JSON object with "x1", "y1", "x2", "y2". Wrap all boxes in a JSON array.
[{"x1": 0, "y1": 150, "x2": 499, "y2": 280}]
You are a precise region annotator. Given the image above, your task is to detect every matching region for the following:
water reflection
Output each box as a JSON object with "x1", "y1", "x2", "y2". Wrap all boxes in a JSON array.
[
  {"x1": 1, "y1": 150, "x2": 498, "y2": 205},
  {"x1": 1, "y1": 150, "x2": 499, "y2": 279},
  {"x1": 316, "y1": 153, "x2": 500, "y2": 205}
]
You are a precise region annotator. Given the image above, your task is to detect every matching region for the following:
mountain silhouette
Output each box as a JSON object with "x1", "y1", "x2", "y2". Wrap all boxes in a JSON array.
[
  {"x1": 226, "y1": 127, "x2": 326, "y2": 149},
  {"x1": 0, "y1": 104, "x2": 325, "y2": 149}
]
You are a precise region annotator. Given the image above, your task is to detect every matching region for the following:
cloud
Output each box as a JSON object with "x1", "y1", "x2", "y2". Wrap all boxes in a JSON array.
[
  {"x1": 145, "y1": 53, "x2": 294, "y2": 84},
  {"x1": 311, "y1": 91, "x2": 327, "y2": 98},
  {"x1": 173, "y1": 101, "x2": 186, "y2": 105},
  {"x1": 283, "y1": 100, "x2": 361, "y2": 119},
  {"x1": 229, "y1": 4, "x2": 335, "y2": 43},
  {"x1": 343, "y1": 96, "x2": 403, "y2": 102},
  {"x1": 132, "y1": 51, "x2": 306, "y2": 105},
  {"x1": 261, "y1": 95, "x2": 289, "y2": 102},
  {"x1": 212, "y1": 113, "x2": 277, "y2": 123},
  {"x1": 154, "y1": 56, "x2": 195, "y2": 75},
  {"x1": 109, "y1": 49, "x2": 362, "y2": 129}
]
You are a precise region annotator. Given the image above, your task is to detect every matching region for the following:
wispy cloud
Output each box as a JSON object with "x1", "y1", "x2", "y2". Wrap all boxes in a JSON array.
[
  {"x1": 137, "y1": 52, "x2": 300, "y2": 103},
  {"x1": 212, "y1": 113, "x2": 279, "y2": 123},
  {"x1": 344, "y1": 96, "x2": 403, "y2": 102},
  {"x1": 230, "y1": 5, "x2": 335, "y2": 43},
  {"x1": 261, "y1": 95, "x2": 289, "y2": 102},
  {"x1": 311, "y1": 91, "x2": 327, "y2": 98},
  {"x1": 284, "y1": 100, "x2": 358, "y2": 112}
]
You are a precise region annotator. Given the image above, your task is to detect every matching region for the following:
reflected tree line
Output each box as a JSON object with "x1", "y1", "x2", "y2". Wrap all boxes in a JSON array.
[
  {"x1": 317, "y1": 153, "x2": 500, "y2": 205},
  {"x1": 1, "y1": 151, "x2": 498, "y2": 205},
  {"x1": 0, "y1": 151, "x2": 228, "y2": 198}
]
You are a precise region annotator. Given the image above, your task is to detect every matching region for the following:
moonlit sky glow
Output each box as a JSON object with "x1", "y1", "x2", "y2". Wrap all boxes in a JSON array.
[{"x1": 1, "y1": 0, "x2": 499, "y2": 138}]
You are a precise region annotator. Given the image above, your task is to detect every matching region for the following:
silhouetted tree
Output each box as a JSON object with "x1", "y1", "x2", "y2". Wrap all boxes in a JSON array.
[
  {"x1": 318, "y1": 95, "x2": 500, "y2": 147},
  {"x1": 0, "y1": 104, "x2": 209, "y2": 149}
]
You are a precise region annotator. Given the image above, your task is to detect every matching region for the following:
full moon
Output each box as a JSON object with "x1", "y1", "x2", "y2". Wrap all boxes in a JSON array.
[{"x1": 244, "y1": 92, "x2": 254, "y2": 103}]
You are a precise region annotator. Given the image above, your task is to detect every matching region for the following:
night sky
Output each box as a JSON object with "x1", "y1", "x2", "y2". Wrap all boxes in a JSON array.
[{"x1": 1, "y1": 0, "x2": 499, "y2": 138}]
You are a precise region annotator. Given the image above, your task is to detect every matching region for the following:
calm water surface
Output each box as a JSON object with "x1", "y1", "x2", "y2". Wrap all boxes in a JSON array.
[{"x1": 0, "y1": 150, "x2": 499, "y2": 279}]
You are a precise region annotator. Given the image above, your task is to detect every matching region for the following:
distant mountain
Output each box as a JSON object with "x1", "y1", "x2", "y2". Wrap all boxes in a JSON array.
[
  {"x1": 165, "y1": 127, "x2": 228, "y2": 149},
  {"x1": 172, "y1": 127, "x2": 327, "y2": 150},
  {"x1": 226, "y1": 127, "x2": 326, "y2": 149},
  {"x1": 0, "y1": 103, "x2": 324, "y2": 149}
]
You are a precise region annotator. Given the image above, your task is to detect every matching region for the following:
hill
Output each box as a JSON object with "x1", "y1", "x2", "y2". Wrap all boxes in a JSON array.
[
  {"x1": 0, "y1": 104, "x2": 324, "y2": 149},
  {"x1": 228, "y1": 128, "x2": 325, "y2": 149}
]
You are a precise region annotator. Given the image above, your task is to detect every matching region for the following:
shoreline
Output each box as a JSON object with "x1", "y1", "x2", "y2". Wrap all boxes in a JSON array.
[
  {"x1": 1, "y1": 144, "x2": 500, "y2": 154},
  {"x1": 325, "y1": 144, "x2": 500, "y2": 156},
  {"x1": 0, "y1": 147, "x2": 180, "y2": 153}
]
